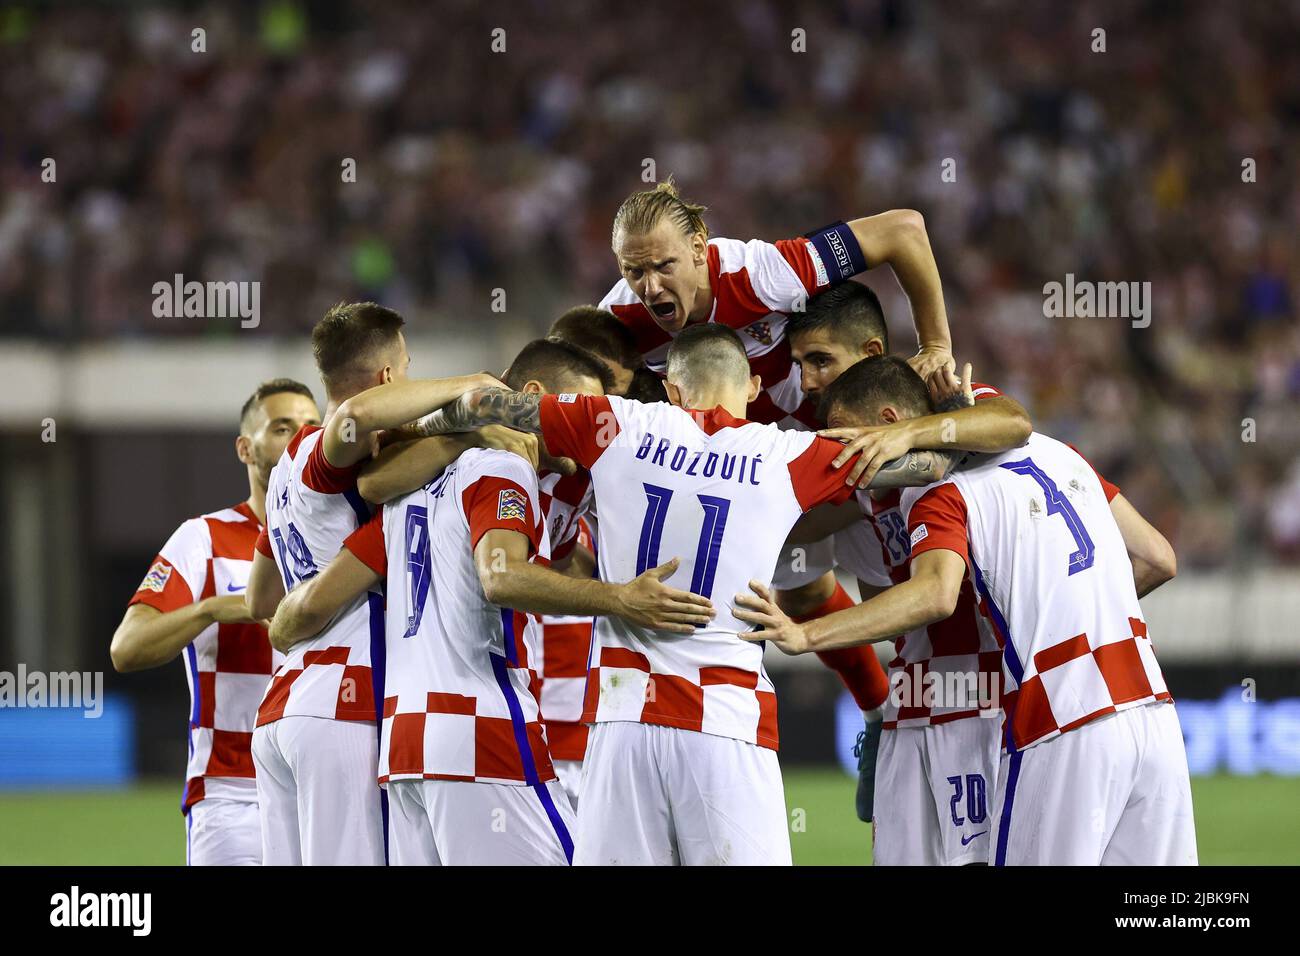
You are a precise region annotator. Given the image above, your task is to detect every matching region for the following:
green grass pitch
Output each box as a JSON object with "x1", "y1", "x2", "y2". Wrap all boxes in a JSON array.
[{"x1": 1, "y1": 771, "x2": 1296, "y2": 865}]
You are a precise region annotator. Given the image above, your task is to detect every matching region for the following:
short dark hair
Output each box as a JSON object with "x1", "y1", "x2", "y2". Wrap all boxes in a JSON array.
[
  {"x1": 624, "y1": 366, "x2": 669, "y2": 404},
  {"x1": 310, "y1": 302, "x2": 406, "y2": 395},
  {"x1": 504, "y1": 338, "x2": 615, "y2": 394},
  {"x1": 548, "y1": 306, "x2": 643, "y2": 372},
  {"x1": 819, "y1": 355, "x2": 933, "y2": 423},
  {"x1": 785, "y1": 282, "x2": 889, "y2": 353},
  {"x1": 240, "y1": 378, "x2": 316, "y2": 431},
  {"x1": 665, "y1": 323, "x2": 750, "y2": 391}
]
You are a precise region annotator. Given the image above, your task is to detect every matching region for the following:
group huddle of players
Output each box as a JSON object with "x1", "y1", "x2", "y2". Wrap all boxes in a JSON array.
[{"x1": 111, "y1": 181, "x2": 1198, "y2": 866}]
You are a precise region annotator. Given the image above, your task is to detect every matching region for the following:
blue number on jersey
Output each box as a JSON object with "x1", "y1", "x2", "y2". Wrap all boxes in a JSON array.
[
  {"x1": 271, "y1": 521, "x2": 317, "y2": 589},
  {"x1": 636, "y1": 484, "x2": 674, "y2": 574},
  {"x1": 689, "y1": 495, "x2": 731, "y2": 600},
  {"x1": 636, "y1": 484, "x2": 733, "y2": 604},
  {"x1": 948, "y1": 773, "x2": 988, "y2": 827},
  {"x1": 878, "y1": 510, "x2": 910, "y2": 563},
  {"x1": 403, "y1": 505, "x2": 431, "y2": 638},
  {"x1": 999, "y1": 457, "x2": 1095, "y2": 575}
]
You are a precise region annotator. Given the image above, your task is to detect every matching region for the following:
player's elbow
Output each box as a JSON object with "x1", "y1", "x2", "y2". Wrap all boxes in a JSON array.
[
  {"x1": 355, "y1": 471, "x2": 388, "y2": 505},
  {"x1": 1151, "y1": 538, "x2": 1177, "y2": 586},
  {"x1": 478, "y1": 566, "x2": 518, "y2": 607},
  {"x1": 109, "y1": 629, "x2": 143, "y2": 673},
  {"x1": 891, "y1": 207, "x2": 927, "y2": 239},
  {"x1": 333, "y1": 395, "x2": 374, "y2": 435},
  {"x1": 246, "y1": 585, "x2": 280, "y2": 623},
  {"x1": 1004, "y1": 404, "x2": 1033, "y2": 447},
  {"x1": 930, "y1": 583, "x2": 961, "y2": 621}
]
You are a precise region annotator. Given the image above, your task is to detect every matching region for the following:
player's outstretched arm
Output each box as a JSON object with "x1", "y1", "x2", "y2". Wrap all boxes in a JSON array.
[
  {"x1": 409, "y1": 387, "x2": 543, "y2": 437},
  {"x1": 110, "y1": 598, "x2": 255, "y2": 672},
  {"x1": 1108, "y1": 493, "x2": 1177, "y2": 597},
  {"x1": 357, "y1": 427, "x2": 539, "y2": 504},
  {"x1": 734, "y1": 549, "x2": 966, "y2": 654},
  {"x1": 246, "y1": 549, "x2": 286, "y2": 621},
  {"x1": 820, "y1": 364, "x2": 1031, "y2": 489},
  {"x1": 323, "y1": 373, "x2": 503, "y2": 469},
  {"x1": 846, "y1": 210, "x2": 956, "y2": 392},
  {"x1": 267, "y1": 551, "x2": 380, "y2": 653},
  {"x1": 475, "y1": 530, "x2": 713, "y2": 634}
]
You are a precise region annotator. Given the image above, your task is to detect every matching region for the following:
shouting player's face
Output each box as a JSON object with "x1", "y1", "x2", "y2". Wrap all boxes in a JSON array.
[
  {"x1": 239, "y1": 391, "x2": 322, "y2": 484},
  {"x1": 615, "y1": 219, "x2": 709, "y2": 334}
]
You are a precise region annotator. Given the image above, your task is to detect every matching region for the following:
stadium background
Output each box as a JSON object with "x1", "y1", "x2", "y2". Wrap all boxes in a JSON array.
[{"x1": 1, "y1": 1, "x2": 1298, "y2": 864}]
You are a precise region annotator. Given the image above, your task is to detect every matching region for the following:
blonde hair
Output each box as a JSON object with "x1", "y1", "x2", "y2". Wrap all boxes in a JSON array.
[{"x1": 611, "y1": 177, "x2": 709, "y2": 249}]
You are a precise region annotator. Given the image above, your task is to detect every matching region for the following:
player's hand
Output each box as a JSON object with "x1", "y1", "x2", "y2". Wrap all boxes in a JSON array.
[
  {"x1": 475, "y1": 425, "x2": 539, "y2": 470},
  {"x1": 908, "y1": 345, "x2": 959, "y2": 396},
  {"x1": 732, "y1": 581, "x2": 812, "y2": 654},
  {"x1": 204, "y1": 595, "x2": 259, "y2": 625},
  {"x1": 817, "y1": 422, "x2": 917, "y2": 489},
  {"x1": 932, "y1": 362, "x2": 975, "y2": 412},
  {"x1": 613, "y1": 557, "x2": 715, "y2": 634}
]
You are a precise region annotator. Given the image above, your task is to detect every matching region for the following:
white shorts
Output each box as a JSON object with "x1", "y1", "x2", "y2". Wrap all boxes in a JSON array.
[
  {"x1": 251, "y1": 716, "x2": 386, "y2": 866},
  {"x1": 553, "y1": 758, "x2": 583, "y2": 811},
  {"x1": 575, "y1": 721, "x2": 791, "y2": 866},
  {"x1": 186, "y1": 798, "x2": 261, "y2": 866},
  {"x1": 990, "y1": 701, "x2": 1198, "y2": 866},
  {"x1": 872, "y1": 717, "x2": 1003, "y2": 866},
  {"x1": 386, "y1": 778, "x2": 575, "y2": 865}
]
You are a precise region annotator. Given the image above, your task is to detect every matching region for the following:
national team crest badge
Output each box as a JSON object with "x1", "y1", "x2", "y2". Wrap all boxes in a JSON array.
[
  {"x1": 746, "y1": 321, "x2": 773, "y2": 346},
  {"x1": 140, "y1": 560, "x2": 173, "y2": 593},
  {"x1": 497, "y1": 488, "x2": 527, "y2": 522}
]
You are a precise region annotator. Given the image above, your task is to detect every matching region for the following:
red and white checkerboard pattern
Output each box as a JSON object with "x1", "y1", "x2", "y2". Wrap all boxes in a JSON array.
[
  {"x1": 581, "y1": 646, "x2": 780, "y2": 750},
  {"x1": 255, "y1": 425, "x2": 379, "y2": 728},
  {"x1": 902, "y1": 432, "x2": 1172, "y2": 753},
  {"x1": 539, "y1": 395, "x2": 861, "y2": 750},
  {"x1": 994, "y1": 617, "x2": 1171, "y2": 750},
  {"x1": 346, "y1": 448, "x2": 560, "y2": 786},
  {"x1": 531, "y1": 473, "x2": 595, "y2": 761},
  {"x1": 129, "y1": 502, "x2": 281, "y2": 811}
]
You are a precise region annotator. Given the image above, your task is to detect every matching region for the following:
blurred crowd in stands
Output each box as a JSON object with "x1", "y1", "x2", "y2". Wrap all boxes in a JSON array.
[{"x1": 2, "y1": 0, "x2": 1298, "y2": 565}]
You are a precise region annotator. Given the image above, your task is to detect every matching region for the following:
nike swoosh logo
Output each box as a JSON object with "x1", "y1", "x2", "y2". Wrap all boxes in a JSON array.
[
  {"x1": 227, "y1": 583, "x2": 246, "y2": 592},
  {"x1": 960, "y1": 831, "x2": 987, "y2": 846}
]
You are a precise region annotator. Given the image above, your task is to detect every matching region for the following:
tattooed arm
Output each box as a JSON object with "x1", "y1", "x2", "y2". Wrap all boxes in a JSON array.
[{"x1": 409, "y1": 388, "x2": 542, "y2": 436}]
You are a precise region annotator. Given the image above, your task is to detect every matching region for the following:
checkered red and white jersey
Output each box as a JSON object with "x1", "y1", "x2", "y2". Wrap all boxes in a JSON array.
[
  {"x1": 255, "y1": 424, "x2": 382, "y2": 727},
  {"x1": 129, "y1": 502, "x2": 282, "y2": 812},
  {"x1": 599, "y1": 236, "x2": 849, "y2": 428},
  {"x1": 900, "y1": 432, "x2": 1169, "y2": 753},
  {"x1": 537, "y1": 393, "x2": 857, "y2": 749},
  {"x1": 344, "y1": 448, "x2": 557, "y2": 786},
  {"x1": 838, "y1": 383, "x2": 1006, "y2": 730},
  {"x1": 528, "y1": 471, "x2": 595, "y2": 761}
]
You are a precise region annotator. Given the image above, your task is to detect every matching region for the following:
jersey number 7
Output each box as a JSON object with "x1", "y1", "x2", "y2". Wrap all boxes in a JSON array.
[{"x1": 999, "y1": 457, "x2": 1095, "y2": 574}]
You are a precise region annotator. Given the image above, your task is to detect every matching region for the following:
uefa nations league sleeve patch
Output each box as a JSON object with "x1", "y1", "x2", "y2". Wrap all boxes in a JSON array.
[
  {"x1": 497, "y1": 488, "x2": 527, "y2": 522},
  {"x1": 140, "y1": 560, "x2": 173, "y2": 593}
]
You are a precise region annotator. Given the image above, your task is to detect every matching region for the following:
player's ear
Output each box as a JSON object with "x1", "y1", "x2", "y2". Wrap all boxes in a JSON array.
[
  {"x1": 664, "y1": 380, "x2": 685, "y2": 409},
  {"x1": 691, "y1": 231, "x2": 708, "y2": 265},
  {"x1": 880, "y1": 405, "x2": 901, "y2": 425},
  {"x1": 378, "y1": 365, "x2": 394, "y2": 386},
  {"x1": 746, "y1": 374, "x2": 762, "y2": 403},
  {"x1": 235, "y1": 434, "x2": 254, "y2": 466},
  {"x1": 864, "y1": 337, "x2": 886, "y2": 358},
  {"x1": 520, "y1": 380, "x2": 546, "y2": 396}
]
